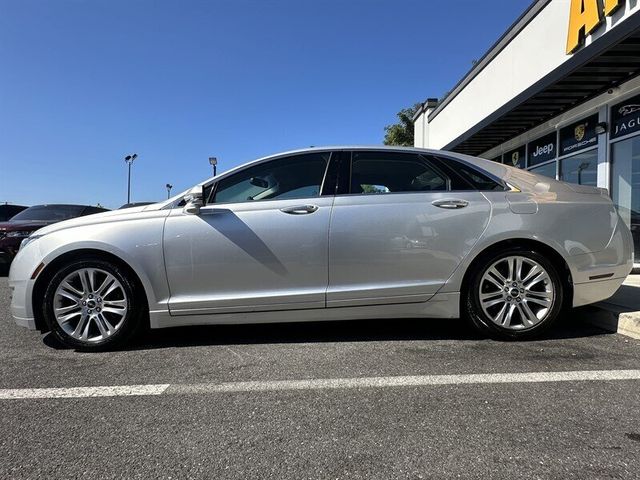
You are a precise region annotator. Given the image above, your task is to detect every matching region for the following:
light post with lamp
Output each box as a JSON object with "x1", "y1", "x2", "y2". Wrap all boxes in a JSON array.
[
  {"x1": 124, "y1": 154, "x2": 138, "y2": 204},
  {"x1": 166, "y1": 183, "x2": 173, "y2": 199}
]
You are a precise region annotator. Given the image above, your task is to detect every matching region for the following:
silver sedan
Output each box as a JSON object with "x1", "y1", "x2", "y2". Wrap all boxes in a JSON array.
[{"x1": 9, "y1": 147, "x2": 634, "y2": 350}]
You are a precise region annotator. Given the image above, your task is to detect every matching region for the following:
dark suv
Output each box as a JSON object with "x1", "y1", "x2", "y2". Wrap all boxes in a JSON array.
[
  {"x1": 0, "y1": 204, "x2": 108, "y2": 268},
  {"x1": 0, "y1": 204, "x2": 27, "y2": 222}
]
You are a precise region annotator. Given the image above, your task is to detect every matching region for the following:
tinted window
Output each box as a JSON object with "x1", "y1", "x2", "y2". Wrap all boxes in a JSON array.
[
  {"x1": 83, "y1": 206, "x2": 109, "y2": 215},
  {"x1": 11, "y1": 205, "x2": 85, "y2": 221},
  {"x1": 212, "y1": 152, "x2": 330, "y2": 204},
  {"x1": 433, "y1": 156, "x2": 506, "y2": 191},
  {"x1": 350, "y1": 152, "x2": 448, "y2": 194}
]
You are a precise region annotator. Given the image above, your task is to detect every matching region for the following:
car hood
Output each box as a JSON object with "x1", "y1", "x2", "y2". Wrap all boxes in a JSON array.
[{"x1": 32, "y1": 204, "x2": 159, "y2": 237}]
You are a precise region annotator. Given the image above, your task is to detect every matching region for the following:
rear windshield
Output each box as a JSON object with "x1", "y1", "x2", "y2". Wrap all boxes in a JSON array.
[{"x1": 11, "y1": 205, "x2": 85, "y2": 221}]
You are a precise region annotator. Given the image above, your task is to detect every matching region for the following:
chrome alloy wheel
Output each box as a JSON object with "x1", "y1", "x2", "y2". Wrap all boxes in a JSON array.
[
  {"x1": 478, "y1": 255, "x2": 555, "y2": 330},
  {"x1": 53, "y1": 268, "x2": 128, "y2": 343}
]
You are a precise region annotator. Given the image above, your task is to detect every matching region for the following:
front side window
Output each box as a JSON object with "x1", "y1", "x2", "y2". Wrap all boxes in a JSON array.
[
  {"x1": 211, "y1": 152, "x2": 330, "y2": 204},
  {"x1": 350, "y1": 152, "x2": 448, "y2": 194}
]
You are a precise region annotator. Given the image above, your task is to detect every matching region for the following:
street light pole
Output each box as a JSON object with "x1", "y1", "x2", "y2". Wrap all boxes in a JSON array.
[
  {"x1": 124, "y1": 154, "x2": 138, "y2": 204},
  {"x1": 166, "y1": 183, "x2": 173, "y2": 199},
  {"x1": 209, "y1": 157, "x2": 218, "y2": 177}
]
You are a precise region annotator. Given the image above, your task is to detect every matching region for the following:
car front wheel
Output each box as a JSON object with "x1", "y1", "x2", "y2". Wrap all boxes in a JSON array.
[
  {"x1": 465, "y1": 248, "x2": 564, "y2": 339},
  {"x1": 42, "y1": 258, "x2": 145, "y2": 351}
]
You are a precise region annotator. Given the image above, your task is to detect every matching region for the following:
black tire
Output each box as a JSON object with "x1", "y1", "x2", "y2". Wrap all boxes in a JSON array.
[
  {"x1": 463, "y1": 247, "x2": 564, "y2": 340},
  {"x1": 42, "y1": 258, "x2": 146, "y2": 351}
]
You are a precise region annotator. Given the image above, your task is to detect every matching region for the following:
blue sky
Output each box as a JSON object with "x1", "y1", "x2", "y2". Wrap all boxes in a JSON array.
[{"x1": 0, "y1": 0, "x2": 530, "y2": 209}]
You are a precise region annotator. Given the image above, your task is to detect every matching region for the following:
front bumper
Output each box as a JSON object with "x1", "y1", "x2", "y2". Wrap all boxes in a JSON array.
[{"x1": 9, "y1": 277, "x2": 37, "y2": 330}]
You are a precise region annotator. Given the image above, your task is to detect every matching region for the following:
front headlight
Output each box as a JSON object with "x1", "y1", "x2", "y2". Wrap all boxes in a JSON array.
[
  {"x1": 7, "y1": 231, "x2": 31, "y2": 238},
  {"x1": 19, "y1": 234, "x2": 43, "y2": 250}
]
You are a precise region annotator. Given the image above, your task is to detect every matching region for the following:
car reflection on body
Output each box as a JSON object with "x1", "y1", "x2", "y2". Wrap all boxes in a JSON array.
[{"x1": 8, "y1": 147, "x2": 634, "y2": 351}]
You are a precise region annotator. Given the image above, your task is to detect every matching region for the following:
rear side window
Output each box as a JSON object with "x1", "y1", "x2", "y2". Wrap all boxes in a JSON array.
[
  {"x1": 350, "y1": 152, "x2": 449, "y2": 194},
  {"x1": 430, "y1": 156, "x2": 506, "y2": 191}
]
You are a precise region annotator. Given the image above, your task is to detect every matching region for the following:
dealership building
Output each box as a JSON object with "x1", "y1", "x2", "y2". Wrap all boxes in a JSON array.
[{"x1": 413, "y1": 0, "x2": 640, "y2": 267}]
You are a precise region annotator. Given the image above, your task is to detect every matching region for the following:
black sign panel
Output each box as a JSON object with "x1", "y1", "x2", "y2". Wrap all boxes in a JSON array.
[
  {"x1": 611, "y1": 94, "x2": 640, "y2": 139},
  {"x1": 504, "y1": 145, "x2": 526, "y2": 168},
  {"x1": 491, "y1": 155, "x2": 503, "y2": 163},
  {"x1": 559, "y1": 114, "x2": 598, "y2": 155},
  {"x1": 527, "y1": 132, "x2": 557, "y2": 166}
]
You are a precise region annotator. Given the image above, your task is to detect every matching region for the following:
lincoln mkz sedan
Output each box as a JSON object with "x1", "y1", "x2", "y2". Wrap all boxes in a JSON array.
[{"x1": 9, "y1": 147, "x2": 634, "y2": 350}]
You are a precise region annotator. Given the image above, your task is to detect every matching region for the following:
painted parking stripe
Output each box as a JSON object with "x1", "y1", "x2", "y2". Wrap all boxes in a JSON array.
[
  {"x1": 0, "y1": 384, "x2": 170, "y2": 400},
  {"x1": 1, "y1": 370, "x2": 640, "y2": 400},
  {"x1": 168, "y1": 369, "x2": 640, "y2": 394}
]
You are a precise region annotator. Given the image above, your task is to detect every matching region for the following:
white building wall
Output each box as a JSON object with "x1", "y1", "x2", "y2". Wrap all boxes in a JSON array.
[{"x1": 415, "y1": 0, "x2": 640, "y2": 150}]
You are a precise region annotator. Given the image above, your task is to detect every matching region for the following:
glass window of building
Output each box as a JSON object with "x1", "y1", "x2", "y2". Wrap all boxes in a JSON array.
[
  {"x1": 559, "y1": 150, "x2": 598, "y2": 186},
  {"x1": 611, "y1": 136, "x2": 640, "y2": 265},
  {"x1": 529, "y1": 161, "x2": 557, "y2": 180}
]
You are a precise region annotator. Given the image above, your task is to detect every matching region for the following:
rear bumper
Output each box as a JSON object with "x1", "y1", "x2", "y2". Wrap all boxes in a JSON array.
[
  {"x1": 573, "y1": 276, "x2": 628, "y2": 308},
  {"x1": 569, "y1": 215, "x2": 634, "y2": 307}
]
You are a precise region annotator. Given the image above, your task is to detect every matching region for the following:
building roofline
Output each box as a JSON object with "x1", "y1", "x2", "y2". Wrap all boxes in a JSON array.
[
  {"x1": 425, "y1": 0, "x2": 552, "y2": 123},
  {"x1": 441, "y1": 9, "x2": 640, "y2": 153}
]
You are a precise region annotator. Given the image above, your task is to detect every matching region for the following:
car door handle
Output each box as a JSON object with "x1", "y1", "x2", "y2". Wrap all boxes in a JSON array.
[
  {"x1": 432, "y1": 199, "x2": 469, "y2": 209},
  {"x1": 280, "y1": 204, "x2": 319, "y2": 215}
]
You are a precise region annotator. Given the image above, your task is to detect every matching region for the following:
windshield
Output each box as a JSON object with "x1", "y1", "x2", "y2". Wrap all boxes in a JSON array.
[{"x1": 11, "y1": 205, "x2": 85, "y2": 221}]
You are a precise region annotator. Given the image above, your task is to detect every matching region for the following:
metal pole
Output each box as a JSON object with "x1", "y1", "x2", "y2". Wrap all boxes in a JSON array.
[
  {"x1": 124, "y1": 154, "x2": 137, "y2": 204},
  {"x1": 127, "y1": 162, "x2": 132, "y2": 204},
  {"x1": 214, "y1": 164, "x2": 217, "y2": 177}
]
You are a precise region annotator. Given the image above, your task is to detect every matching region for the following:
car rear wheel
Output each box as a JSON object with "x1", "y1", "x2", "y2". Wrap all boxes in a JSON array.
[
  {"x1": 42, "y1": 259, "x2": 145, "y2": 351},
  {"x1": 465, "y1": 248, "x2": 564, "y2": 339}
]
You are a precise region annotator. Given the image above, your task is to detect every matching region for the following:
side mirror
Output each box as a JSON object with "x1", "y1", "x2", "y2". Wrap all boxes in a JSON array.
[{"x1": 183, "y1": 186, "x2": 204, "y2": 215}]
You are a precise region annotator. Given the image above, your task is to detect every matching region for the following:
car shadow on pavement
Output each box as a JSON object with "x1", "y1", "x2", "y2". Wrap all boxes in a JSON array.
[{"x1": 41, "y1": 310, "x2": 614, "y2": 351}]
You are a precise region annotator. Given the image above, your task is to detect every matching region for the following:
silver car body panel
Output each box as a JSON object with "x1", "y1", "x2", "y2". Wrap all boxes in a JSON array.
[
  {"x1": 327, "y1": 191, "x2": 491, "y2": 307},
  {"x1": 8, "y1": 146, "x2": 634, "y2": 331}
]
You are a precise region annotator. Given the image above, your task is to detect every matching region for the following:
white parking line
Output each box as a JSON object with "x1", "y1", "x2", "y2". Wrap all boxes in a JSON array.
[
  {"x1": 1, "y1": 370, "x2": 639, "y2": 400},
  {"x1": 0, "y1": 384, "x2": 170, "y2": 400}
]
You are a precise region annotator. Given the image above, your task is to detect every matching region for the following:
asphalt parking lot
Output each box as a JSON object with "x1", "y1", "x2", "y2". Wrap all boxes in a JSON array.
[{"x1": 1, "y1": 277, "x2": 639, "y2": 479}]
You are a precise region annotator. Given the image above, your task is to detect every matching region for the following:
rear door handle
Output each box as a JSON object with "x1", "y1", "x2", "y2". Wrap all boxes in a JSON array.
[
  {"x1": 432, "y1": 199, "x2": 469, "y2": 209},
  {"x1": 280, "y1": 204, "x2": 319, "y2": 215}
]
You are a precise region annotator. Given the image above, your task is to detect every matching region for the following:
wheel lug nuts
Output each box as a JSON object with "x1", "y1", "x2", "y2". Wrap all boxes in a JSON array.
[
  {"x1": 88, "y1": 309, "x2": 93, "y2": 314},
  {"x1": 96, "y1": 307, "x2": 101, "y2": 312},
  {"x1": 507, "y1": 296, "x2": 512, "y2": 301},
  {"x1": 512, "y1": 282, "x2": 517, "y2": 287},
  {"x1": 520, "y1": 288, "x2": 525, "y2": 293},
  {"x1": 97, "y1": 298, "x2": 102, "y2": 303},
  {"x1": 516, "y1": 297, "x2": 521, "y2": 302},
  {"x1": 89, "y1": 294, "x2": 94, "y2": 299},
  {"x1": 81, "y1": 301, "x2": 87, "y2": 306}
]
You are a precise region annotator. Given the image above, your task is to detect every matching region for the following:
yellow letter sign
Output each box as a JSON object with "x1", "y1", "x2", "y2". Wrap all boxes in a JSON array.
[
  {"x1": 567, "y1": 0, "x2": 626, "y2": 54},
  {"x1": 566, "y1": 0, "x2": 602, "y2": 54},
  {"x1": 604, "y1": 0, "x2": 623, "y2": 16}
]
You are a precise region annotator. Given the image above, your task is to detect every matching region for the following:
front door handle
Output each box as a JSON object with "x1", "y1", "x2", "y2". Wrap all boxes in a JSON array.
[
  {"x1": 280, "y1": 204, "x2": 319, "y2": 215},
  {"x1": 432, "y1": 199, "x2": 469, "y2": 209}
]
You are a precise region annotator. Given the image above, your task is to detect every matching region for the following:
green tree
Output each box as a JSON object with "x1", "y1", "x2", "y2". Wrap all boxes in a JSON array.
[{"x1": 383, "y1": 103, "x2": 422, "y2": 146}]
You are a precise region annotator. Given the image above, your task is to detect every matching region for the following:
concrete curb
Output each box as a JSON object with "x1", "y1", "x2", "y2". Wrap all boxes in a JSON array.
[{"x1": 583, "y1": 304, "x2": 640, "y2": 340}]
